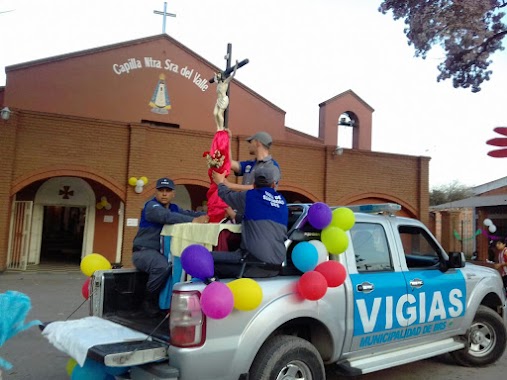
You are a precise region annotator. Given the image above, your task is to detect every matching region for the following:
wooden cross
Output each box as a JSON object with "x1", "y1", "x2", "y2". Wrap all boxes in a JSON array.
[
  {"x1": 209, "y1": 43, "x2": 249, "y2": 129},
  {"x1": 153, "y1": 2, "x2": 176, "y2": 34}
]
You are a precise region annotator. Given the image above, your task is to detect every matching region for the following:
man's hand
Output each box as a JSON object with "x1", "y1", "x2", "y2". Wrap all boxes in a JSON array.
[
  {"x1": 212, "y1": 171, "x2": 226, "y2": 185},
  {"x1": 192, "y1": 215, "x2": 209, "y2": 224}
]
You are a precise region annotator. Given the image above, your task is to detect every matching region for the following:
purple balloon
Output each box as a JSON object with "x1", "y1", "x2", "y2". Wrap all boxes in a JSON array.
[
  {"x1": 181, "y1": 244, "x2": 214, "y2": 280},
  {"x1": 308, "y1": 202, "x2": 332, "y2": 229},
  {"x1": 200, "y1": 281, "x2": 234, "y2": 319}
]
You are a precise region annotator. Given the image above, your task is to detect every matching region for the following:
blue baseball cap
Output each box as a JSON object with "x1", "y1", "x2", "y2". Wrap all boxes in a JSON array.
[{"x1": 156, "y1": 177, "x2": 175, "y2": 190}]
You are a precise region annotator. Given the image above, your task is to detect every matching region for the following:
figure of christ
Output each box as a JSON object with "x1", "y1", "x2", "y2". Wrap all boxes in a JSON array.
[{"x1": 213, "y1": 61, "x2": 238, "y2": 131}]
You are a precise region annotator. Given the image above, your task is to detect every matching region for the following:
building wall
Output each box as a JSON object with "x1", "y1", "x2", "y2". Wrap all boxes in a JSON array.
[
  {"x1": 0, "y1": 108, "x2": 429, "y2": 271},
  {"x1": 4, "y1": 36, "x2": 286, "y2": 140}
]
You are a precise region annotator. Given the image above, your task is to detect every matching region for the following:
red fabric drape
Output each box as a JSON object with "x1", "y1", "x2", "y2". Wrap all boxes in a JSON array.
[{"x1": 205, "y1": 130, "x2": 231, "y2": 223}]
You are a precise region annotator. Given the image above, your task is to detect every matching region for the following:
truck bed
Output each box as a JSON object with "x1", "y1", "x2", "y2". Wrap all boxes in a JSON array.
[{"x1": 92, "y1": 269, "x2": 170, "y2": 342}]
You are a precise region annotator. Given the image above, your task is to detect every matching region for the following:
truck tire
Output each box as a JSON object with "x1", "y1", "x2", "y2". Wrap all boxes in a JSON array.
[
  {"x1": 249, "y1": 335, "x2": 325, "y2": 380},
  {"x1": 450, "y1": 305, "x2": 507, "y2": 367}
]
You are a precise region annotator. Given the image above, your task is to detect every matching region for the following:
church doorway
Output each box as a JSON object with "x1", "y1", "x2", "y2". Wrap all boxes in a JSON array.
[
  {"x1": 28, "y1": 176, "x2": 96, "y2": 266},
  {"x1": 40, "y1": 206, "x2": 86, "y2": 264}
]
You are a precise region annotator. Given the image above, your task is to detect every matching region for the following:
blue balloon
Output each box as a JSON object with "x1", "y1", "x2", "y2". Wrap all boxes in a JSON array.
[
  {"x1": 181, "y1": 244, "x2": 215, "y2": 280},
  {"x1": 292, "y1": 242, "x2": 319, "y2": 273},
  {"x1": 71, "y1": 359, "x2": 109, "y2": 380},
  {"x1": 104, "y1": 365, "x2": 130, "y2": 376}
]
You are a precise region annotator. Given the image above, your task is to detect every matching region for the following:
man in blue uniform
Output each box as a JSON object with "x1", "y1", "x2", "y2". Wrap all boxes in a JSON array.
[
  {"x1": 216, "y1": 130, "x2": 281, "y2": 192},
  {"x1": 213, "y1": 130, "x2": 281, "y2": 223},
  {"x1": 211, "y1": 167, "x2": 288, "y2": 278},
  {"x1": 132, "y1": 177, "x2": 208, "y2": 316}
]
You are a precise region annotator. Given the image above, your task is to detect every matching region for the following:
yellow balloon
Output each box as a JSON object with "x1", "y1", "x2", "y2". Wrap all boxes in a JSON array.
[
  {"x1": 321, "y1": 226, "x2": 349, "y2": 254},
  {"x1": 128, "y1": 177, "x2": 138, "y2": 186},
  {"x1": 330, "y1": 207, "x2": 355, "y2": 231},
  {"x1": 65, "y1": 357, "x2": 77, "y2": 376},
  {"x1": 140, "y1": 176, "x2": 148, "y2": 185},
  {"x1": 96, "y1": 203, "x2": 104, "y2": 210},
  {"x1": 80, "y1": 253, "x2": 112, "y2": 277},
  {"x1": 227, "y1": 278, "x2": 263, "y2": 311}
]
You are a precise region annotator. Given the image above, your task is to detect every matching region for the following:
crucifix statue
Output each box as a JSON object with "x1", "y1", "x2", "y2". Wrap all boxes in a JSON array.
[
  {"x1": 203, "y1": 44, "x2": 249, "y2": 223},
  {"x1": 210, "y1": 44, "x2": 249, "y2": 130}
]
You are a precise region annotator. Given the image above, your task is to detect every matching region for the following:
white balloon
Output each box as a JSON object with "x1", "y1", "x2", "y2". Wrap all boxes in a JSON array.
[
  {"x1": 308, "y1": 240, "x2": 328, "y2": 264},
  {"x1": 134, "y1": 185, "x2": 143, "y2": 194},
  {"x1": 104, "y1": 203, "x2": 112, "y2": 210},
  {"x1": 489, "y1": 224, "x2": 497, "y2": 233},
  {"x1": 136, "y1": 179, "x2": 144, "y2": 187},
  {"x1": 483, "y1": 218, "x2": 493, "y2": 227}
]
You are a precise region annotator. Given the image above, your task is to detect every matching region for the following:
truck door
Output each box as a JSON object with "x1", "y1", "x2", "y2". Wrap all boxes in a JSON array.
[
  {"x1": 395, "y1": 224, "x2": 467, "y2": 337},
  {"x1": 348, "y1": 221, "x2": 411, "y2": 352}
]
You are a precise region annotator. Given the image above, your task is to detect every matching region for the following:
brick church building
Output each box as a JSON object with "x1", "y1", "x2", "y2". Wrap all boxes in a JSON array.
[{"x1": 0, "y1": 34, "x2": 429, "y2": 271}]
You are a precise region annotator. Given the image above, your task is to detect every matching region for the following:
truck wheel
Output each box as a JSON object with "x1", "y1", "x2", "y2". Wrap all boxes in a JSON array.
[
  {"x1": 450, "y1": 305, "x2": 507, "y2": 367},
  {"x1": 250, "y1": 335, "x2": 325, "y2": 380}
]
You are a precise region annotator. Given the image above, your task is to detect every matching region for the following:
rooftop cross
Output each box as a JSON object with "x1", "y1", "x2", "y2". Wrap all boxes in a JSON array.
[{"x1": 153, "y1": 2, "x2": 176, "y2": 34}]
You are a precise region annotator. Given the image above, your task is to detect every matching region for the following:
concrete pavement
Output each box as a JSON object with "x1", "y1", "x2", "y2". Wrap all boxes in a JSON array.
[{"x1": 0, "y1": 270, "x2": 90, "y2": 380}]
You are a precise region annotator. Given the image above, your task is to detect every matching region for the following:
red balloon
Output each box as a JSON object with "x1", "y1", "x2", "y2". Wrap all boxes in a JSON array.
[
  {"x1": 315, "y1": 261, "x2": 347, "y2": 288},
  {"x1": 81, "y1": 277, "x2": 91, "y2": 299},
  {"x1": 297, "y1": 271, "x2": 327, "y2": 301}
]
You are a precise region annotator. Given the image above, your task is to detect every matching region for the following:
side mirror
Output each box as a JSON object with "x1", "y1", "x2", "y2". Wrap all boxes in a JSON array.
[{"x1": 447, "y1": 251, "x2": 466, "y2": 269}]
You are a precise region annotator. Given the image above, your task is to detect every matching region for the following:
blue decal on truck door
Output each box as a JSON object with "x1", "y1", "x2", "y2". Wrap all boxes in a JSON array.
[{"x1": 350, "y1": 270, "x2": 466, "y2": 348}]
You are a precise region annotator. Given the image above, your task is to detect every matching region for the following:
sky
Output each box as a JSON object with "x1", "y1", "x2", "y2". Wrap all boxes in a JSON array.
[{"x1": 0, "y1": 0, "x2": 505, "y2": 189}]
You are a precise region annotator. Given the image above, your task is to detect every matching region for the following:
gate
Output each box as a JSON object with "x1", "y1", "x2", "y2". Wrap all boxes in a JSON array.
[{"x1": 7, "y1": 201, "x2": 33, "y2": 271}]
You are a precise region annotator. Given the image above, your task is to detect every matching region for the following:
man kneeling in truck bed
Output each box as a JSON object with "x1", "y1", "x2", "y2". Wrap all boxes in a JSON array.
[
  {"x1": 211, "y1": 166, "x2": 288, "y2": 278},
  {"x1": 131, "y1": 177, "x2": 209, "y2": 317}
]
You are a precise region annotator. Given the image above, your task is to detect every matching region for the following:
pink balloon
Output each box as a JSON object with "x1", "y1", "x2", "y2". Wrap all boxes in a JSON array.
[
  {"x1": 200, "y1": 281, "x2": 234, "y2": 319},
  {"x1": 81, "y1": 277, "x2": 91, "y2": 299},
  {"x1": 297, "y1": 271, "x2": 328, "y2": 301},
  {"x1": 314, "y1": 261, "x2": 347, "y2": 287}
]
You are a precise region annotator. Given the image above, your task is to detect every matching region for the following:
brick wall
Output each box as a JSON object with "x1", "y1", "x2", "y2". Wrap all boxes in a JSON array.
[{"x1": 0, "y1": 109, "x2": 429, "y2": 270}]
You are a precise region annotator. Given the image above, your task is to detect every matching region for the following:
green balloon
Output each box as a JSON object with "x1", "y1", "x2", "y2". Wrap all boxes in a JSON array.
[
  {"x1": 330, "y1": 208, "x2": 355, "y2": 231},
  {"x1": 321, "y1": 226, "x2": 349, "y2": 254},
  {"x1": 66, "y1": 357, "x2": 77, "y2": 376}
]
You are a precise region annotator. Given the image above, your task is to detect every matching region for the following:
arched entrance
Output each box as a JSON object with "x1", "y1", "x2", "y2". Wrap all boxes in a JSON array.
[{"x1": 29, "y1": 177, "x2": 96, "y2": 265}]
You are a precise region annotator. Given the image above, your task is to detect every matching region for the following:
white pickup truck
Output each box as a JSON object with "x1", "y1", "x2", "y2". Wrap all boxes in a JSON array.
[{"x1": 43, "y1": 203, "x2": 507, "y2": 380}]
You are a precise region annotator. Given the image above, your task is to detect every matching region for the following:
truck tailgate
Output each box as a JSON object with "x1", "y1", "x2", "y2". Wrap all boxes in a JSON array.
[
  {"x1": 41, "y1": 316, "x2": 169, "y2": 367},
  {"x1": 88, "y1": 340, "x2": 169, "y2": 367}
]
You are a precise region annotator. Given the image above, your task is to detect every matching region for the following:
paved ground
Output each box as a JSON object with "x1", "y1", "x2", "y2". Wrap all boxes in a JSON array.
[
  {"x1": 1, "y1": 270, "x2": 506, "y2": 380},
  {"x1": 0, "y1": 270, "x2": 89, "y2": 380}
]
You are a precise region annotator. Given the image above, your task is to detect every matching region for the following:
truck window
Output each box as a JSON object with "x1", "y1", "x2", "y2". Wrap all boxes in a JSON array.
[
  {"x1": 287, "y1": 204, "x2": 305, "y2": 231},
  {"x1": 351, "y1": 223, "x2": 392, "y2": 272},
  {"x1": 398, "y1": 225, "x2": 440, "y2": 269}
]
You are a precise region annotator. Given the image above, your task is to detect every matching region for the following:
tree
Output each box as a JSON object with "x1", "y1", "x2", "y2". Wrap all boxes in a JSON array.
[
  {"x1": 379, "y1": 0, "x2": 507, "y2": 92},
  {"x1": 430, "y1": 180, "x2": 472, "y2": 205}
]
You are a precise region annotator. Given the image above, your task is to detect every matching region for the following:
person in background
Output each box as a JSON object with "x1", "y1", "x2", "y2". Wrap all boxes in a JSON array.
[
  {"x1": 132, "y1": 177, "x2": 209, "y2": 316},
  {"x1": 494, "y1": 237, "x2": 507, "y2": 293},
  {"x1": 211, "y1": 166, "x2": 288, "y2": 278},
  {"x1": 213, "y1": 130, "x2": 281, "y2": 222},
  {"x1": 213, "y1": 130, "x2": 281, "y2": 192}
]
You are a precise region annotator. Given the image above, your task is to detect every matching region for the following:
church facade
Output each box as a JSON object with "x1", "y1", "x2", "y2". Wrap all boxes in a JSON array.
[{"x1": 0, "y1": 34, "x2": 429, "y2": 271}]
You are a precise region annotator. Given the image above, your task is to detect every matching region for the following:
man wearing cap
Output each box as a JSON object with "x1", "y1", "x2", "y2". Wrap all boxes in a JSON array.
[
  {"x1": 213, "y1": 130, "x2": 281, "y2": 192},
  {"x1": 211, "y1": 167, "x2": 288, "y2": 278},
  {"x1": 132, "y1": 177, "x2": 209, "y2": 316}
]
